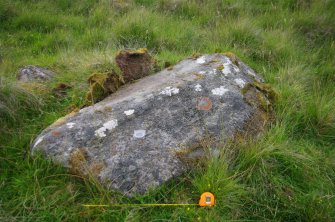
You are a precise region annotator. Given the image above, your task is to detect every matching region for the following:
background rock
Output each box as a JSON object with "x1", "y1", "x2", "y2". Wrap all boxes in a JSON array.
[
  {"x1": 115, "y1": 48, "x2": 155, "y2": 82},
  {"x1": 17, "y1": 65, "x2": 54, "y2": 82},
  {"x1": 31, "y1": 53, "x2": 273, "y2": 196}
]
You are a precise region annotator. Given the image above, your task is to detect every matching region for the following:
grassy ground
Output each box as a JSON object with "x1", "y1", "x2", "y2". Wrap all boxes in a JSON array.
[{"x1": 1, "y1": 0, "x2": 335, "y2": 221}]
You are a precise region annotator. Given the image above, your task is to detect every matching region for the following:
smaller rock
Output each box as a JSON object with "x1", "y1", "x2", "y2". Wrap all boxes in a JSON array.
[
  {"x1": 115, "y1": 48, "x2": 155, "y2": 82},
  {"x1": 17, "y1": 65, "x2": 55, "y2": 82}
]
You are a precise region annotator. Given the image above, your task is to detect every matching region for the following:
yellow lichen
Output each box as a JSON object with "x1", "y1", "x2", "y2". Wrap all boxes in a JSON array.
[
  {"x1": 126, "y1": 48, "x2": 148, "y2": 55},
  {"x1": 194, "y1": 73, "x2": 205, "y2": 80},
  {"x1": 216, "y1": 65, "x2": 225, "y2": 70},
  {"x1": 207, "y1": 59, "x2": 219, "y2": 64}
]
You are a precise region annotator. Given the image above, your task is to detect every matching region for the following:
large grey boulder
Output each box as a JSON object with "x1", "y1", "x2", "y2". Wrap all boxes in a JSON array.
[
  {"x1": 31, "y1": 53, "x2": 272, "y2": 195},
  {"x1": 17, "y1": 65, "x2": 54, "y2": 82}
]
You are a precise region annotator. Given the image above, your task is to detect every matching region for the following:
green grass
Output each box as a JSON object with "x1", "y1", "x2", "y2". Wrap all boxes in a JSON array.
[{"x1": 1, "y1": 0, "x2": 335, "y2": 221}]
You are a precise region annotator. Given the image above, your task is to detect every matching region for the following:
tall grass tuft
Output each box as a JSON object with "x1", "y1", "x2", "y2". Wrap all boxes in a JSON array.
[{"x1": 0, "y1": 77, "x2": 42, "y2": 133}]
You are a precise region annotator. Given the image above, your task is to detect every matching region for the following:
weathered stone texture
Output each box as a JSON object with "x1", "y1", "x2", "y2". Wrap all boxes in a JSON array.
[{"x1": 32, "y1": 53, "x2": 272, "y2": 195}]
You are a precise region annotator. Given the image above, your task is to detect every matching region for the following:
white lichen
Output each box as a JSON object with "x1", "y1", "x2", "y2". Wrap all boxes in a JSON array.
[
  {"x1": 247, "y1": 69, "x2": 256, "y2": 77},
  {"x1": 196, "y1": 56, "x2": 206, "y2": 64},
  {"x1": 95, "y1": 127, "x2": 107, "y2": 137},
  {"x1": 33, "y1": 136, "x2": 44, "y2": 148},
  {"x1": 160, "y1": 86, "x2": 179, "y2": 96},
  {"x1": 212, "y1": 86, "x2": 229, "y2": 96},
  {"x1": 194, "y1": 84, "x2": 202, "y2": 92},
  {"x1": 124, "y1": 109, "x2": 135, "y2": 116},
  {"x1": 198, "y1": 71, "x2": 206, "y2": 75},
  {"x1": 95, "y1": 119, "x2": 118, "y2": 138},
  {"x1": 103, "y1": 119, "x2": 118, "y2": 130},
  {"x1": 234, "y1": 78, "x2": 246, "y2": 88},
  {"x1": 133, "y1": 130, "x2": 146, "y2": 138},
  {"x1": 233, "y1": 65, "x2": 240, "y2": 72},
  {"x1": 222, "y1": 65, "x2": 231, "y2": 75},
  {"x1": 66, "y1": 122, "x2": 75, "y2": 129}
]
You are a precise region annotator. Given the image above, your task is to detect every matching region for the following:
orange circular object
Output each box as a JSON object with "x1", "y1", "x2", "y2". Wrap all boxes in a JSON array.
[
  {"x1": 196, "y1": 97, "x2": 213, "y2": 111},
  {"x1": 198, "y1": 192, "x2": 215, "y2": 207}
]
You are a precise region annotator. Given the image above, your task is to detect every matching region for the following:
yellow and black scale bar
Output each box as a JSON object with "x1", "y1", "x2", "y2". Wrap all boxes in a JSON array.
[{"x1": 83, "y1": 204, "x2": 198, "y2": 207}]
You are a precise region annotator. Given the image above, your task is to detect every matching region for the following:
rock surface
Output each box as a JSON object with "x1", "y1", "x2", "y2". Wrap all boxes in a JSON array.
[
  {"x1": 32, "y1": 53, "x2": 271, "y2": 195},
  {"x1": 17, "y1": 65, "x2": 54, "y2": 82}
]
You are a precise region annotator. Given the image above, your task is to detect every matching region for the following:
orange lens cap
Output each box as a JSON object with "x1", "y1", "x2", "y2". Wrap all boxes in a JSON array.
[{"x1": 198, "y1": 192, "x2": 215, "y2": 207}]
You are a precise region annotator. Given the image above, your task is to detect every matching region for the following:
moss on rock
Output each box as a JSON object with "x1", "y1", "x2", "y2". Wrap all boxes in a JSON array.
[
  {"x1": 238, "y1": 81, "x2": 277, "y2": 139},
  {"x1": 224, "y1": 52, "x2": 239, "y2": 66},
  {"x1": 85, "y1": 69, "x2": 124, "y2": 106}
]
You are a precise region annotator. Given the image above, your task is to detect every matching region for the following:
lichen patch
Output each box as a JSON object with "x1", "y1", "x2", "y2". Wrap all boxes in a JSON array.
[
  {"x1": 95, "y1": 119, "x2": 118, "y2": 138},
  {"x1": 160, "y1": 86, "x2": 179, "y2": 96},
  {"x1": 95, "y1": 127, "x2": 107, "y2": 137},
  {"x1": 124, "y1": 109, "x2": 135, "y2": 116},
  {"x1": 212, "y1": 86, "x2": 229, "y2": 96},
  {"x1": 133, "y1": 130, "x2": 146, "y2": 138},
  {"x1": 196, "y1": 56, "x2": 206, "y2": 64},
  {"x1": 247, "y1": 69, "x2": 256, "y2": 77},
  {"x1": 222, "y1": 65, "x2": 231, "y2": 76},
  {"x1": 197, "y1": 97, "x2": 213, "y2": 110},
  {"x1": 234, "y1": 78, "x2": 246, "y2": 88},
  {"x1": 103, "y1": 119, "x2": 118, "y2": 130},
  {"x1": 233, "y1": 65, "x2": 240, "y2": 72},
  {"x1": 66, "y1": 122, "x2": 75, "y2": 129},
  {"x1": 194, "y1": 84, "x2": 202, "y2": 92}
]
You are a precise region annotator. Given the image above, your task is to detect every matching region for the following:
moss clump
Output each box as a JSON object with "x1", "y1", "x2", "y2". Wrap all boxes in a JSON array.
[
  {"x1": 224, "y1": 52, "x2": 239, "y2": 66},
  {"x1": 242, "y1": 81, "x2": 277, "y2": 103},
  {"x1": 190, "y1": 52, "x2": 202, "y2": 59},
  {"x1": 85, "y1": 69, "x2": 124, "y2": 106},
  {"x1": 194, "y1": 73, "x2": 205, "y2": 80},
  {"x1": 69, "y1": 148, "x2": 88, "y2": 176},
  {"x1": 69, "y1": 149, "x2": 104, "y2": 178},
  {"x1": 84, "y1": 48, "x2": 156, "y2": 106},
  {"x1": 216, "y1": 64, "x2": 225, "y2": 70},
  {"x1": 238, "y1": 81, "x2": 276, "y2": 139},
  {"x1": 164, "y1": 61, "x2": 172, "y2": 68}
]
